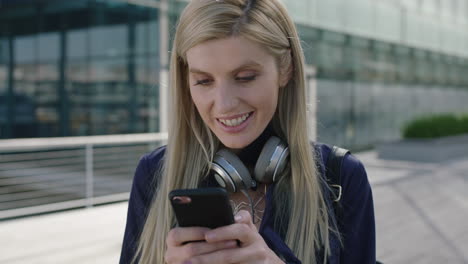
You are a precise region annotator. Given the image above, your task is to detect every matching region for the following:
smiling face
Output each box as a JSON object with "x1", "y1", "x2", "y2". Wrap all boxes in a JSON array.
[{"x1": 186, "y1": 36, "x2": 287, "y2": 151}]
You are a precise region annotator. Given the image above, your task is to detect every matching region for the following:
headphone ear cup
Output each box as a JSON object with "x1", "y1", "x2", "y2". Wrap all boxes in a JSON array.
[
  {"x1": 211, "y1": 149, "x2": 254, "y2": 193},
  {"x1": 254, "y1": 136, "x2": 289, "y2": 183}
]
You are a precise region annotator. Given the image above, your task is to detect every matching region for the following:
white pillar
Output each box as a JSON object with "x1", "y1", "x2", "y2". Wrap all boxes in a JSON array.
[
  {"x1": 159, "y1": 0, "x2": 169, "y2": 132},
  {"x1": 305, "y1": 66, "x2": 317, "y2": 141}
]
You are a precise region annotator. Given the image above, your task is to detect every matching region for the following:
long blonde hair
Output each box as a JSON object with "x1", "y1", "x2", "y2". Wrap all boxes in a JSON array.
[{"x1": 135, "y1": 0, "x2": 333, "y2": 263}]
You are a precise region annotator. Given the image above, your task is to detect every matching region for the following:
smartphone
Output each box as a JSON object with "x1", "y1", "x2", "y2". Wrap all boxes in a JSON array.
[{"x1": 169, "y1": 187, "x2": 234, "y2": 229}]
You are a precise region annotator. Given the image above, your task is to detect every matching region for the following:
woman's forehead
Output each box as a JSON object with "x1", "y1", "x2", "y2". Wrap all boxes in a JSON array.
[{"x1": 186, "y1": 36, "x2": 275, "y2": 74}]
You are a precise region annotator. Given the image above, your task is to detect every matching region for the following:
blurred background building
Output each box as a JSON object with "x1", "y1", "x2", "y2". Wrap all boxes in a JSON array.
[
  {"x1": 1, "y1": 0, "x2": 468, "y2": 147},
  {"x1": 1, "y1": 0, "x2": 468, "y2": 218},
  {"x1": 290, "y1": 0, "x2": 468, "y2": 149}
]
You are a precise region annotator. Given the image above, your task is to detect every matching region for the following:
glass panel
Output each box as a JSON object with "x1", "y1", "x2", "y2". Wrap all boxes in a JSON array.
[
  {"x1": 135, "y1": 22, "x2": 148, "y2": 55},
  {"x1": 135, "y1": 55, "x2": 159, "y2": 133},
  {"x1": 355, "y1": 48, "x2": 373, "y2": 81},
  {"x1": 298, "y1": 26, "x2": 321, "y2": 66},
  {"x1": 448, "y1": 60, "x2": 460, "y2": 86},
  {"x1": 373, "y1": 42, "x2": 396, "y2": 82},
  {"x1": 13, "y1": 35, "x2": 39, "y2": 138},
  {"x1": 88, "y1": 58, "x2": 128, "y2": 135},
  {"x1": 36, "y1": 63, "x2": 60, "y2": 137},
  {"x1": 38, "y1": 32, "x2": 60, "y2": 62},
  {"x1": 413, "y1": 50, "x2": 430, "y2": 84},
  {"x1": 462, "y1": 60, "x2": 468, "y2": 86},
  {"x1": 89, "y1": 58, "x2": 127, "y2": 82},
  {"x1": 68, "y1": 29, "x2": 87, "y2": 59},
  {"x1": 0, "y1": 38, "x2": 7, "y2": 94},
  {"x1": 135, "y1": 12, "x2": 159, "y2": 56},
  {"x1": 90, "y1": 25, "x2": 128, "y2": 57},
  {"x1": 0, "y1": 38, "x2": 9, "y2": 138},
  {"x1": 148, "y1": 20, "x2": 159, "y2": 55},
  {"x1": 8, "y1": 26, "x2": 39, "y2": 138},
  {"x1": 68, "y1": 61, "x2": 89, "y2": 136},
  {"x1": 13, "y1": 63, "x2": 36, "y2": 96},
  {"x1": 302, "y1": 38, "x2": 320, "y2": 66},
  {"x1": 343, "y1": 36, "x2": 372, "y2": 81},
  {"x1": 317, "y1": 41, "x2": 345, "y2": 79},
  {"x1": 429, "y1": 53, "x2": 442, "y2": 85},
  {"x1": 14, "y1": 36, "x2": 36, "y2": 64},
  {"x1": 395, "y1": 47, "x2": 414, "y2": 84}
]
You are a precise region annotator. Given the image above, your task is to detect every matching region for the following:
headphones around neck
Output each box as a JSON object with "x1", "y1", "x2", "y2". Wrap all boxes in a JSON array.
[{"x1": 210, "y1": 136, "x2": 290, "y2": 193}]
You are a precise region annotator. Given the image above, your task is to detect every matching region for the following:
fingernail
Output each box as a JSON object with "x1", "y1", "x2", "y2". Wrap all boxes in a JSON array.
[{"x1": 235, "y1": 215, "x2": 242, "y2": 221}]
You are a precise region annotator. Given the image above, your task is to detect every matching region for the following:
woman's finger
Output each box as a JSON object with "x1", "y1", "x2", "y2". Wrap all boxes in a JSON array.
[
  {"x1": 234, "y1": 210, "x2": 256, "y2": 229},
  {"x1": 183, "y1": 240, "x2": 238, "y2": 256},
  {"x1": 188, "y1": 244, "x2": 268, "y2": 264},
  {"x1": 165, "y1": 240, "x2": 238, "y2": 263},
  {"x1": 204, "y1": 223, "x2": 257, "y2": 246},
  {"x1": 166, "y1": 227, "x2": 210, "y2": 246}
]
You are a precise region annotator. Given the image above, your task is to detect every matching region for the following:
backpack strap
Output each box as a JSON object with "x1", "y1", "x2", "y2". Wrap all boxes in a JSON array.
[
  {"x1": 325, "y1": 146, "x2": 350, "y2": 227},
  {"x1": 325, "y1": 146, "x2": 384, "y2": 264}
]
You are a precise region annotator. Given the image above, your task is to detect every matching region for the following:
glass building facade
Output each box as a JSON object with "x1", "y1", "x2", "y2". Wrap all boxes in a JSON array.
[
  {"x1": 0, "y1": 0, "x2": 168, "y2": 138},
  {"x1": 297, "y1": 25, "x2": 468, "y2": 148},
  {"x1": 1, "y1": 0, "x2": 468, "y2": 148}
]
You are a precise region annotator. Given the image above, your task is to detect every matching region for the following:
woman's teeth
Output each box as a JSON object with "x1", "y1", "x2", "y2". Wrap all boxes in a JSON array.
[{"x1": 219, "y1": 113, "x2": 251, "y2": 127}]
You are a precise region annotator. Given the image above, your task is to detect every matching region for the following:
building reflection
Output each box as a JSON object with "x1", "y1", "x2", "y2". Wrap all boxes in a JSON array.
[{"x1": 0, "y1": 0, "x2": 165, "y2": 138}]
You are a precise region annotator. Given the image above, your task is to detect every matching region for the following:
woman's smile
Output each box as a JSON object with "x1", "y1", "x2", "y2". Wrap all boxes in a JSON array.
[{"x1": 216, "y1": 111, "x2": 255, "y2": 133}]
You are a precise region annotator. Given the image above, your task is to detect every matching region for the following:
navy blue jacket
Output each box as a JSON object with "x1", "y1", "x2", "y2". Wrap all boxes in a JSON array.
[{"x1": 119, "y1": 143, "x2": 376, "y2": 263}]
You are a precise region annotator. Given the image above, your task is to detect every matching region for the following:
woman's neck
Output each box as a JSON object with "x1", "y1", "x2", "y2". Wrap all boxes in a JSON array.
[{"x1": 233, "y1": 124, "x2": 275, "y2": 166}]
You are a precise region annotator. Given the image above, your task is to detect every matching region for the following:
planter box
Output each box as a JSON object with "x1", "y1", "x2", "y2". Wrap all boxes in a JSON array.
[{"x1": 377, "y1": 134, "x2": 468, "y2": 163}]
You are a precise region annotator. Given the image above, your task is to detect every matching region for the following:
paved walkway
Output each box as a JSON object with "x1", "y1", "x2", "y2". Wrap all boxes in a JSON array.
[
  {"x1": 0, "y1": 150, "x2": 467, "y2": 264},
  {"x1": 0, "y1": 202, "x2": 127, "y2": 264},
  {"x1": 357, "y1": 151, "x2": 468, "y2": 264}
]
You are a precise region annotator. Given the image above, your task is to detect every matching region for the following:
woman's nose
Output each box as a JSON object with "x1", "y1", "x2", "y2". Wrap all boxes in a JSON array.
[{"x1": 214, "y1": 82, "x2": 239, "y2": 112}]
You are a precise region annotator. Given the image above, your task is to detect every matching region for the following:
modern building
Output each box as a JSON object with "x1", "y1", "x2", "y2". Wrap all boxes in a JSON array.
[{"x1": 1, "y1": 0, "x2": 468, "y2": 148}]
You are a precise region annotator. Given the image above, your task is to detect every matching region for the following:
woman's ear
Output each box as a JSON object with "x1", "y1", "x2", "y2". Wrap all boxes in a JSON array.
[
  {"x1": 279, "y1": 65, "x2": 293, "y2": 88},
  {"x1": 279, "y1": 50, "x2": 293, "y2": 88}
]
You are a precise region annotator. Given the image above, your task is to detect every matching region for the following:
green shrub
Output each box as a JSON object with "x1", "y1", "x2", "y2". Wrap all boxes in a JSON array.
[
  {"x1": 402, "y1": 113, "x2": 468, "y2": 139},
  {"x1": 460, "y1": 115, "x2": 468, "y2": 132}
]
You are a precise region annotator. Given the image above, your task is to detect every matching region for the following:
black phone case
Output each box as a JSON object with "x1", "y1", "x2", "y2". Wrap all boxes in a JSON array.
[{"x1": 169, "y1": 188, "x2": 234, "y2": 229}]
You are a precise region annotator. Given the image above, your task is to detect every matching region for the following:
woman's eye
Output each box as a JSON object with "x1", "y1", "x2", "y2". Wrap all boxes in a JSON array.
[
  {"x1": 237, "y1": 75, "x2": 256, "y2": 82},
  {"x1": 194, "y1": 79, "x2": 211, "y2": 86}
]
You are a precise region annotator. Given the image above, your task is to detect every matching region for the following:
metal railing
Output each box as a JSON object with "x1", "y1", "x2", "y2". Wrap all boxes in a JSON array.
[{"x1": 0, "y1": 133, "x2": 168, "y2": 220}]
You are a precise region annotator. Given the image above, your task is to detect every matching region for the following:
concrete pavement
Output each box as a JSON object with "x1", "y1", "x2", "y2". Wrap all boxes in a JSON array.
[{"x1": 356, "y1": 151, "x2": 468, "y2": 264}]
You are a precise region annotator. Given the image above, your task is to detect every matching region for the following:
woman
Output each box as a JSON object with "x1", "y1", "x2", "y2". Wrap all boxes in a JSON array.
[{"x1": 120, "y1": 0, "x2": 376, "y2": 263}]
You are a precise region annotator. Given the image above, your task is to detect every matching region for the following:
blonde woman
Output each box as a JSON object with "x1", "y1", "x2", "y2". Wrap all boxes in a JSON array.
[{"x1": 120, "y1": 0, "x2": 376, "y2": 263}]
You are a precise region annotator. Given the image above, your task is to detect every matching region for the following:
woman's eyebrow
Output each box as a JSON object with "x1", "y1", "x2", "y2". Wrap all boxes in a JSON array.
[
  {"x1": 231, "y1": 61, "x2": 263, "y2": 73},
  {"x1": 189, "y1": 60, "x2": 263, "y2": 75},
  {"x1": 188, "y1": 68, "x2": 209, "y2": 74}
]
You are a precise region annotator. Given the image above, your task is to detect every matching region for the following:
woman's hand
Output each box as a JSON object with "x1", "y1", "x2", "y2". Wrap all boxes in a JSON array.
[
  {"x1": 164, "y1": 226, "x2": 238, "y2": 264},
  {"x1": 186, "y1": 210, "x2": 285, "y2": 264}
]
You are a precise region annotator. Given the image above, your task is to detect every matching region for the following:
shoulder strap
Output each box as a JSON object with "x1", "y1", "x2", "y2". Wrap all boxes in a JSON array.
[
  {"x1": 325, "y1": 146, "x2": 384, "y2": 264},
  {"x1": 325, "y1": 146, "x2": 350, "y2": 227}
]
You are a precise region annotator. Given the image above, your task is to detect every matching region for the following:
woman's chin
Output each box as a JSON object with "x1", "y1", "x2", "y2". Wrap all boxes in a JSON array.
[{"x1": 218, "y1": 137, "x2": 254, "y2": 151}]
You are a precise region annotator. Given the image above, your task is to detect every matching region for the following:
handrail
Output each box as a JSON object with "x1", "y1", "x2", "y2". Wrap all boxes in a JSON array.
[
  {"x1": 0, "y1": 133, "x2": 168, "y2": 220},
  {"x1": 0, "y1": 132, "x2": 169, "y2": 152}
]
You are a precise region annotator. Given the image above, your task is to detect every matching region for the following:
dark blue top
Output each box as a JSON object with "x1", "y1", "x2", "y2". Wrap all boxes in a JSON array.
[{"x1": 119, "y1": 143, "x2": 376, "y2": 263}]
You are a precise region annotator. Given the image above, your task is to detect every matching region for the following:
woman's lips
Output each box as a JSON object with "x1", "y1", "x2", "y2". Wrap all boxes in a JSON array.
[{"x1": 217, "y1": 111, "x2": 254, "y2": 133}]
